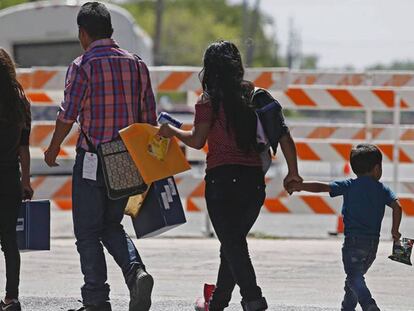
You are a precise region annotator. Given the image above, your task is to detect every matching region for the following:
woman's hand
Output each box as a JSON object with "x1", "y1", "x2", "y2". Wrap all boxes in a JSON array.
[
  {"x1": 22, "y1": 180, "x2": 34, "y2": 200},
  {"x1": 283, "y1": 172, "x2": 303, "y2": 195},
  {"x1": 286, "y1": 180, "x2": 303, "y2": 194},
  {"x1": 158, "y1": 123, "x2": 175, "y2": 138}
]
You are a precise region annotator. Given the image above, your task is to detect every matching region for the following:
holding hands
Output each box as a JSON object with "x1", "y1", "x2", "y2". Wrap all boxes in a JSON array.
[
  {"x1": 283, "y1": 172, "x2": 303, "y2": 195},
  {"x1": 285, "y1": 180, "x2": 303, "y2": 194}
]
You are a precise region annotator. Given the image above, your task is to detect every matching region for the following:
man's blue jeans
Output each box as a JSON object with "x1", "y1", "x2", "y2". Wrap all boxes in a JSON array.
[
  {"x1": 341, "y1": 236, "x2": 379, "y2": 311},
  {"x1": 72, "y1": 150, "x2": 144, "y2": 305}
]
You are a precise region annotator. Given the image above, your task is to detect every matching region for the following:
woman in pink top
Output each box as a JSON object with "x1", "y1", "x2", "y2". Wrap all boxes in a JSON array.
[{"x1": 159, "y1": 41, "x2": 301, "y2": 311}]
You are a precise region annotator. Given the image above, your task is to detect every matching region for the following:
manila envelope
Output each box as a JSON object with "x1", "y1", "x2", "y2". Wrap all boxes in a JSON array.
[{"x1": 119, "y1": 123, "x2": 191, "y2": 184}]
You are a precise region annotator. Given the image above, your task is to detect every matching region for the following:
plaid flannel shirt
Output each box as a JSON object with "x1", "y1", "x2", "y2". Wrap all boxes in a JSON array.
[{"x1": 57, "y1": 39, "x2": 157, "y2": 150}]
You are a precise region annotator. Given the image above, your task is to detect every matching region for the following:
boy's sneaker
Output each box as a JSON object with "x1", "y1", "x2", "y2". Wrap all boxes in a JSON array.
[
  {"x1": 0, "y1": 299, "x2": 21, "y2": 311},
  {"x1": 129, "y1": 268, "x2": 154, "y2": 311},
  {"x1": 194, "y1": 284, "x2": 216, "y2": 311}
]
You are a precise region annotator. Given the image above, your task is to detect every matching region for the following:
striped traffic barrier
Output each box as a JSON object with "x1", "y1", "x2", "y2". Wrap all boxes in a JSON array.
[
  {"x1": 289, "y1": 124, "x2": 414, "y2": 141},
  {"x1": 31, "y1": 174, "x2": 414, "y2": 212},
  {"x1": 17, "y1": 67, "x2": 67, "y2": 90},
  {"x1": 24, "y1": 85, "x2": 414, "y2": 110},
  {"x1": 30, "y1": 122, "x2": 79, "y2": 147},
  {"x1": 186, "y1": 192, "x2": 414, "y2": 216},
  {"x1": 17, "y1": 68, "x2": 414, "y2": 92},
  {"x1": 180, "y1": 140, "x2": 414, "y2": 164},
  {"x1": 273, "y1": 86, "x2": 414, "y2": 110}
]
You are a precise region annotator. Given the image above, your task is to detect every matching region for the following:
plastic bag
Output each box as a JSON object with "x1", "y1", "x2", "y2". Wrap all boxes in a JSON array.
[{"x1": 388, "y1": 238, "x2": 414, "y2": 266}]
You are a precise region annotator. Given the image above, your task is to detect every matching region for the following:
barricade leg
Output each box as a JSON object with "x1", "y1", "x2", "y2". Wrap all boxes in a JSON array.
[{"x1": 329, "y1": 215, "x2": 344, "y2": 236}]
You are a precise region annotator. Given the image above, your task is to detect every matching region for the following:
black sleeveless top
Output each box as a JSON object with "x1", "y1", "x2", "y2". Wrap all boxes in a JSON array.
[{"x1": 0, "y1": 100, "x2": 31, "y2": 170}]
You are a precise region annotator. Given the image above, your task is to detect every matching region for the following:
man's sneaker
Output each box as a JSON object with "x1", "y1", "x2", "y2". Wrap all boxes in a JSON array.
[
  {"x1": 194, "y1": 284, "x2": 216, "y2": 311},
  {"x1": 129, "y1": 268, "x2": 154, "y2": 311},
  {"x1": 0, "y1": 300, "x2": 21, "y2": 311},
  {"x1": 67, "y1": 301, "x2": 112, "y2": 311}
]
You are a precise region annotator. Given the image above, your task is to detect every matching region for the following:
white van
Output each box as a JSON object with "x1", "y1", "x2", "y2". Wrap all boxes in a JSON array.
[{"x1": 0, "y1": 0, "x2": 153, "y2": 67}]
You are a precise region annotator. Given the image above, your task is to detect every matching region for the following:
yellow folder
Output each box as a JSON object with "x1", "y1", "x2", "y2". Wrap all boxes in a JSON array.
[{"x1": 119, "y1": 123, "x2": 191, "y2": 184}]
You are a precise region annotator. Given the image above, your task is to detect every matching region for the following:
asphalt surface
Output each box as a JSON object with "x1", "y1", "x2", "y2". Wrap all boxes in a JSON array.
[
  {"x1": 50, "y1": 209, "x2": 414, "y2": 240},
  {"x1": 1, "y1": 238, "x2": 413, "y2": 311}
]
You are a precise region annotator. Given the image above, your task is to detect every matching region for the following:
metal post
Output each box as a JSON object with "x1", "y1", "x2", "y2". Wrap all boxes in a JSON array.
[
  {"x1": 153, "y1": 0, "x2": 164, "y2": 65},
  {"x1": 365, "y1": 109, "x2": 373, "y2": 142},
  {"x1": 393, "y1": 92, "x2": 401, "y2": 193}
]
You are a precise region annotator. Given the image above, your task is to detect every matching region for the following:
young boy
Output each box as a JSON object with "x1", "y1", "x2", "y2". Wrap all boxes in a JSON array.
[{"x1": 288, "y1": 143, "x2": 402, "y2": 311}]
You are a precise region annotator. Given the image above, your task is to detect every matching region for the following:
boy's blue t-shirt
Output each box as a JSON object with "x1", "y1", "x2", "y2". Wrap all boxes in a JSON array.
[{"x1": 329, "y1": 176, "x2": 397, "y2": 237}]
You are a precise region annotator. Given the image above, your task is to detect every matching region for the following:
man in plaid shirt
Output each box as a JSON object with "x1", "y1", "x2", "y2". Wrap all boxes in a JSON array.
[{"x1": 45, "y1": 3, "x2": 156, "y2": 311}]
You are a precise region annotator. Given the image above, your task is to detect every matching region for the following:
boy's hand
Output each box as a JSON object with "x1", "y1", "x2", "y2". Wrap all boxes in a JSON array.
[
  {"x1": 392, "y1": 229, "x2": 401, "y2": 241},
  {"x1": 390, "y1": 200, "x2": 402, "y2": 242}
]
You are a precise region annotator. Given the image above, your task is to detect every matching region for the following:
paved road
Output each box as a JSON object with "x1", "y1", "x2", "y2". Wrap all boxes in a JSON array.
[
  {"x1": 1, "y1": 238, "x2": 413, "y2": 311},
  {"x1": 50, "y1": 209, "x2": 414, "y2": 240}
]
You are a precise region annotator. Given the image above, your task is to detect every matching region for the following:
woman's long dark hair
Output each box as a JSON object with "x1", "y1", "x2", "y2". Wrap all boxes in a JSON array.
[
  {"x1": 0, "y1": 48, "x2": 29, "y2": 127},
  {"x1": 199, "y1": 41, "x2": 257, "y2": 153}
]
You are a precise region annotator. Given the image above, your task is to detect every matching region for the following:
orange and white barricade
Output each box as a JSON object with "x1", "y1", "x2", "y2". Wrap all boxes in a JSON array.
[
  {"x1": 30, "y1": 121, "x2": 79, "y2": 147},
  {"x1": 17, "y1": 67, "x2": 67, "y2": 90},
  {"x1": 289, "y1": 123, "x2": 414, "y2": 141},
  {"x1": 31, "y1": 175, "x2": 72, "y2": 210},
  {"x1": 273, "y1": 86, "x2": 414, "y2": 110},
  {"x1": 18, "y1": 66, "x2": 414, "y2": 237},
  {"x1": 31, "y1": 173, "x2": 414, "y2": 215}
]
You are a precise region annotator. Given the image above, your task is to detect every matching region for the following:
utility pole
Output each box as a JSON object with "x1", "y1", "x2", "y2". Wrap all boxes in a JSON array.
[
  {"x1": 242, "y1": 0, "x2": 248, "y2": 58},
  {"x1": 153, "y1": 0, "x2": 164, "y2": 65},
  {"x1": 245, "y1": 0, "x2": 261, "y2": 67},
  {"x1": 287, "y1": 17, "x2": 301, "y2": 69}
]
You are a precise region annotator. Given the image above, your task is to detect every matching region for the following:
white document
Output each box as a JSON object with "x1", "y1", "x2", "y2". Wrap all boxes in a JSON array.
[
  {"x1": 83, "y1": 152, "x2": 98, "y2": 181},
  {"x1": 168, "y1": 178, "x2": 177, "y2": 196},
  {"x1": 16, "y1": 218, "x2": 24, "y2": 232},
  {"x1": 164, "y1": 185, "x2": 173, "y2": 203},
  {"x1": 161, "y1": 192, "x2": 170, "y2": 210}
]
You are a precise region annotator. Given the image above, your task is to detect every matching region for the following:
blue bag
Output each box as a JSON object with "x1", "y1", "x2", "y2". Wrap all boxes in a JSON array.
[
  {"x1": 131, "y1": 177, "x2": 186, "y2": 238},
  {"x1": 17, "y1": 200, "x2": 50, "y2": 251}
]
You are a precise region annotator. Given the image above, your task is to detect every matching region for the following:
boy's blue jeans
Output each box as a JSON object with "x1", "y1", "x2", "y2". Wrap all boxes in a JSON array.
[
  {"x1": 341, "y1": 236, "x2": 379, "y2": 311},
  {"x1": 72, "y1": 150, "x2": 144, "y2": 305}
]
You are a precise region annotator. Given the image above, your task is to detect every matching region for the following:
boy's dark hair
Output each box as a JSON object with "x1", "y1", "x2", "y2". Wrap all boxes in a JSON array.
[
  {"x1": 350, "y1": 144, "x2": 382, "y2": 175},
  {"x1": 77, "y1": 2, "x2": 113, "y2": 40}
]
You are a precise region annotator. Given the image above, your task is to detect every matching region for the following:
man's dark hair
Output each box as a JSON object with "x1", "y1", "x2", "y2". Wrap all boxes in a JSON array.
[
  {"x1": 77, "y1": 2, "x2": 113, "y2": 39},
  {"x1": 350, "y1": 144, "x2": 382, "y2": 175}
]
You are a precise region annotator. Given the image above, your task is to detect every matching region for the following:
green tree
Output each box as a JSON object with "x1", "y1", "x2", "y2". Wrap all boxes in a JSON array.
[
  {"x1": 0, "y1": 0, "x2": 283, "y2": 67},
  {"x1": 123, "y1": 0, "x2": 281, "y2": 66},
  {"x1": 0, "y1": 0, "x2": 27, "y2": 10},
  {"x1": 368, "y1": 60, "x2": 414, "y2": 71},
  {"x1": 300, "y1": 54, "x2": 319, "y2": 70}
]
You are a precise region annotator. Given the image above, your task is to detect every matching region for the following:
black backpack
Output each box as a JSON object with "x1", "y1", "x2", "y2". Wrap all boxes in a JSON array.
[{"x1": 250, "y1": 88, "x2": 289, "y2": 155}]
